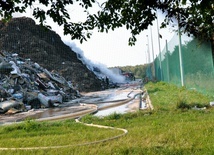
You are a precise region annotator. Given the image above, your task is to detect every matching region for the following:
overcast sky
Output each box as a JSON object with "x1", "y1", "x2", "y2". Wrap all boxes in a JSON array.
[{"x1": 13, "y1": 0, "x2": 176, "y2": 67}]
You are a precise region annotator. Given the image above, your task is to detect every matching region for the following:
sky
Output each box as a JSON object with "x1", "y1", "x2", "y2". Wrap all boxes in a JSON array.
[{"x1": 12, "y1": 0, "x2": 177, "y2": 67}]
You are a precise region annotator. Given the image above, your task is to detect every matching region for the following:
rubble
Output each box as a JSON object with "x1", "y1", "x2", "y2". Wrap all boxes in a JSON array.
[{"x1": 0, "y1": 51, "x2": 80, "y2": 114}]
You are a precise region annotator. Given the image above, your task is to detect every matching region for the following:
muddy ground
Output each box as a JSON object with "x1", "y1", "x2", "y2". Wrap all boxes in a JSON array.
[{"x1": 0, "y1": 81, "x2": 144, "y2": 125}]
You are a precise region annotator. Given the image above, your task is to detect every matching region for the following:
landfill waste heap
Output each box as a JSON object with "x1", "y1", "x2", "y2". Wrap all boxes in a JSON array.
[
  {"x1": 0, "y1": 17, "x2": 103, "y2": 114},
  {"x1": 0, "y1": 51, "x2": 81, "y2": 114},
  {"x1": 0, "y1": 17, "x2": 102, "y2": 92}
]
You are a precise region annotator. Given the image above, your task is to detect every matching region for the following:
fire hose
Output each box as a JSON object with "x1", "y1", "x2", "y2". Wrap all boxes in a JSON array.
[{"x1": 0, "y1": 89, "x2": 151, "y2": 150}]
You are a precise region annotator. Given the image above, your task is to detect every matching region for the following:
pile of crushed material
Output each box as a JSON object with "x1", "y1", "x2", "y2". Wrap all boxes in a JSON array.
[
  {"x1": 0, "y1": 51, "x2": 81, "y2": 114},
  {"x1": 0, "y1": 17, "x2": 102, "y2": 92}
]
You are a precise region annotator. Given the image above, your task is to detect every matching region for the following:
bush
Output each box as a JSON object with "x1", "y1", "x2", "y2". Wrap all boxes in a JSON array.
[{"x1": 176, "y1": 98, "x2": 191, "y2": 109}]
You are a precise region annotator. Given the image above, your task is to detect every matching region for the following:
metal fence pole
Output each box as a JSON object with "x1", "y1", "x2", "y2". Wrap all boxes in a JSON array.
[
  {"x1": 156, "y1": 12, "x2": 162, "y2": 80},
  {"x1": 178, "y1": 15, "x2": 184, "y2": 86},
  {"x1": 165, "y1": 40, "x2": 170, "y2": 82}
]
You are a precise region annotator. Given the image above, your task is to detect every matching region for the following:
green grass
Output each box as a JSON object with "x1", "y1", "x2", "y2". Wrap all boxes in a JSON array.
[
  {"x1": 0, "y1": 119, "x2": 121, "y2": 148},
  {"x1": 1, "y1": 82, "x2": 214, "y2": 155},
  {"x1": 146, "y1": 81, "x2": 212, "y2": 110}
]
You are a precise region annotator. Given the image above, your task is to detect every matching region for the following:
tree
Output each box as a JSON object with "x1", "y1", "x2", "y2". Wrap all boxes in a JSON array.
[
  {"x1": 0, "y1": 0, "x2": 213, "y2": 46},
  {"x1": 0, "y1": 0, "x2": 96, "y2": 43},
  {"x1": 90, "y1": 0, "x2": 213, "y2": 45}
]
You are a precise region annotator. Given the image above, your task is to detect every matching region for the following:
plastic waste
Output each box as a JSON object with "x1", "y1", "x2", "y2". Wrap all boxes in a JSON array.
[
  {"x1": 0, "y1": 51, "x2": 80, "y2": 113},
  {"x1": 48, "y1": 82, "x2": 56, "y2": 89},
  {"x1": 9, "y1": 61, "x2": 21, "y2": 75},
  {"x1": 44, "y1": 69, "x2": 67, "y2": 85},
  {"x1": 12, "y1": 53, "x2": 18, "y2": 57},
  {"x1": 0, "y1": 100, "x2": 20, "y2": 113},
  {"x1": 0, "y1": 61, "x2": 13, "y2": 74},
  {"x1": 38, "y1": 93, "x2": 62, "y2": 108},
  {"x1": 38, "y1": 93, "x2": 50, "y2": 107},
  {"x1": 210, "y1": 101, "x2": 214, "y2": 106},
  {"x1": 12, "y1": 93, "x2": 23, "y2": 99},
  {"x1": 34, "y1": 62, "x2": 40, "y2": 69}
]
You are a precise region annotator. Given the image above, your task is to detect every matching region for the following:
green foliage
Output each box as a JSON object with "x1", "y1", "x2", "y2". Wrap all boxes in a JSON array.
[
  {"x1": 80, "y1": 114, "x2": 98, "y2": 124},
  {"x1": 22, "y1": 119, "x2": 41, "y2": 132},
  {"x1": 0, "y1": 0, "x2": 95, "y2": 43},
  {"x1": 92, "y1": 0, "x2": 213, "y2": 45},
  {"x1": 180, "y1": 0, "x2": 214, "y2": 40},
  {"x1": 176, "y1": 98, "x2": 191, "y2": 109},
  {"x1": 114, "y1": 64, "x2": 149, "y2": 79},
  {"x1": 105, "y1": 112, "x2": 122, "y2": 120},
  {"x1": 0, "y1": 0, "x2": 213, "y2": 44},
  {"x1": 2, "y1": 119, "x2": 41, "y2": 133}
]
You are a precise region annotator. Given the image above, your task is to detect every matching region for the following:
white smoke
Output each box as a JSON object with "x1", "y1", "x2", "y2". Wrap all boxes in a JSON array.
[{"x1": 63, "y1": 41, "x2": 125, "y2": 83}]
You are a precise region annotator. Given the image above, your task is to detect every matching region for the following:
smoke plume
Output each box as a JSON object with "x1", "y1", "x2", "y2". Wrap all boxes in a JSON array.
[{"x1": 63, "y1": 41, "x2": 125, "y2": 83}]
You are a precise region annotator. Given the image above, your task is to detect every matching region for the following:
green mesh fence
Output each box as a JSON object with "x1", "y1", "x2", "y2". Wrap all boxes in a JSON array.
[{"x1": 152, "y1": 33, "x2": 214, "y2": 96}]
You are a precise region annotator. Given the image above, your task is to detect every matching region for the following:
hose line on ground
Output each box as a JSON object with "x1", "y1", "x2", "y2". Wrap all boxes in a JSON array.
[
  {"x1": 0, "y1": 89, "x2": 146, "y2": 150},
  {"x1": 0, "y1": 117, "x2": 128, "y2": 150}
]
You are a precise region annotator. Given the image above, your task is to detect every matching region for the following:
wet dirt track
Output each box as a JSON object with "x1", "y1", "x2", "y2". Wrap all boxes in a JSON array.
[{"x1": 0, "y1": 80, "x2": 144, "y2": 125}]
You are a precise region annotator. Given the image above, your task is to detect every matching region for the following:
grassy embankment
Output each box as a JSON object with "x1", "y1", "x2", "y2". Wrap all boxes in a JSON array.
[{"x1": 0, "y1": 81, "x2": 214, "y2": 155}]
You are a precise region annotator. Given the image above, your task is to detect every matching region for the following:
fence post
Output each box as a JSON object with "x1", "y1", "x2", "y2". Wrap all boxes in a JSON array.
[
  {"x1": 165, "y1": 40, "x2": 170, "y2": 82},
  {"x1": 156, "y1": 12, "x2": 162, "y2": 81},
  {"x1": 178, "y1": 14, "x2": 184, "y2": 86}
]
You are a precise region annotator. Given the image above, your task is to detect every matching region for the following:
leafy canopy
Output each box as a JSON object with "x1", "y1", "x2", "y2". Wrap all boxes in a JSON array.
[{"x1": 0, "y1": 0, "x2": 213, "y2": 45}]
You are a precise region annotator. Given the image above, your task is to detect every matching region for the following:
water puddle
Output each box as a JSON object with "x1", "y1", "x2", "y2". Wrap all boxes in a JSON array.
[
  {"x1": 94, "y1": 101, "x2": 132, "y2": 117},
  {"x1": 0, "y1": 83, "x2": 144, "y2": 124}
]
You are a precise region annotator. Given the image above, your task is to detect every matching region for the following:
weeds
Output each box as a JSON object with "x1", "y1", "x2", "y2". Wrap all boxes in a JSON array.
[
  {"x1": 106, "y1": 112, "x2": 122, "y2": 120},
  {"x1": 176, "y1": 98, "x2": 190, "y2": 109}
]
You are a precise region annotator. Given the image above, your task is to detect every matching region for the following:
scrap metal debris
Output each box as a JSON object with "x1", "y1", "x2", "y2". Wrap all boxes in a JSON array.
[{"x1": 0, "y1": 51, "x2": 80, "y2": 114}]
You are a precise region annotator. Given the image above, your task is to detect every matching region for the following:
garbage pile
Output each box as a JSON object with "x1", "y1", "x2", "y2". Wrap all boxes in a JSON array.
[
  {"x1": 0, "y1": 51, "x2": 80, "y2": 114},
  {"x1": 0, "y1": 17, "x2": 102, "y2": 92}
]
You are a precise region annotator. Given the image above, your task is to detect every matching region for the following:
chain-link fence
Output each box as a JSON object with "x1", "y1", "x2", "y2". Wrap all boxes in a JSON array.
[{"x1": 149, "y1": 33, "x2": 214, "y2": 96}]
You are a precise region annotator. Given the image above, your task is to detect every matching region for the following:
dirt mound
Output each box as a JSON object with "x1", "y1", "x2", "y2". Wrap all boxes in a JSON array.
[{"x1": 0, "y1": 17, "x2": 102, "y2": 92}]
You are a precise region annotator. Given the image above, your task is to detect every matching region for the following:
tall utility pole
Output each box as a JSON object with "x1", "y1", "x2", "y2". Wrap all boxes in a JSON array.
[
  {"x1": 165, "y1": 40, "x2": 170, "y2": 82},
  {"x1": 156, "y1": 12, "x2": 162, "y2": 80},
  {"x1": 150, "y1": 26, "x2": 155, "y2": 79},
  {"x1": 145, "y1": 48, "x2": 148, "y2": 64},
  {"x1": 178, "y1": 14, "x2": 184, "y2": 86},
  {"x1": 150, "y1": 26, "x2": 155, "y2": 62},
  {"x1": 146, "y1": 35, "x2": 151, "y2": 63}
]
